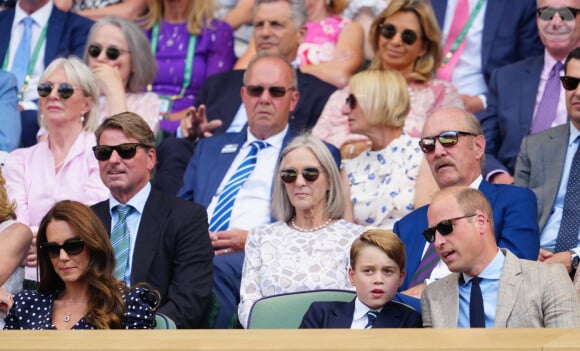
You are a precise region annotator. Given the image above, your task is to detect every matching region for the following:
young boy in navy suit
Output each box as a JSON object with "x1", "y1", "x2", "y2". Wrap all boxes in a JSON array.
[{"x1": 300, "y1": 229, "x2": 421, "y2": 328}]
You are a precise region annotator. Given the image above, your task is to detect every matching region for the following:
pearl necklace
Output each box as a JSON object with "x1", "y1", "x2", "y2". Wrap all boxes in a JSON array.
[{"x1": 291, "y1": 217, "x2": 333, "y2": 232}]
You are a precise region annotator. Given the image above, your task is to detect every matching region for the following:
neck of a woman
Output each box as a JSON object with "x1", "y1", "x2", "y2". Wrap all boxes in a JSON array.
[
  {"x1": 366, "y1": 126, "x2": 403, "y2": 151},
  {"x1": 308, "y1": 5, "x2": 328, "y2": 22},
  {"x1": 59, "y1": 283, "x2": 89, "y2": 305},
  {"x1": 292, "y1": 209, "x2": 332, "y2": 231},
  {"x1": 163, "y1": 0, "x2": 188, "y2": 23},
  {"x1": 48, "y1": 123, "x2": 83, "y2": 167}
]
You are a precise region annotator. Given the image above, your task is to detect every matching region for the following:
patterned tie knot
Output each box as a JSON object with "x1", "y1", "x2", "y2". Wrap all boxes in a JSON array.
[
  {"x1": 364, "y1": 310, "x2": 379, "y2": 329},
  {"x1": 115, "y1": 204, "x2": 133, "y2": 222},
  {"x1": 251, "y1": 140, "x2": 270, "y2": 152},
  {"x1": 552, "y1": 61, "x2": 564, "y2": 75}
]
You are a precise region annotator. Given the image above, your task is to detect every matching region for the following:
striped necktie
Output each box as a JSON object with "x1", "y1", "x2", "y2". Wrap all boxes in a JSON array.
[
  {"x1": 209, "y1": 140, "x2": 270, "y2": 232},
  {"x1": 364, "y1": 310, "x2": 379, "y2": 329},
  {"x1": 111, "y1": 204, "x2": 133, "y2": 283}
]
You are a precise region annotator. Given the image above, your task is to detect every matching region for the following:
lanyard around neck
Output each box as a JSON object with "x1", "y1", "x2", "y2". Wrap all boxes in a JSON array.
[
  {"x1": 441, "y1": 0, "x2": 485, "y2": 66},
  {"x1": 147, "y1": 21, "x2": 197, "y2": 100},
  {"x1": 2, "y1": 22, "x2": 49, "y2": 101}
]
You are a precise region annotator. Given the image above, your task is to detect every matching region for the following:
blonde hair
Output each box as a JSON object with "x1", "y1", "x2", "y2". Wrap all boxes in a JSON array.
[
  {"x1": 141, "y1": 0, "x2": 214, "y2": 35},
  {"x1": 348, "y1": 69, "x2": 409, "y2": 128},
  {"x1": 0, "y1": 168, "x2": 16, "y2": 222}
]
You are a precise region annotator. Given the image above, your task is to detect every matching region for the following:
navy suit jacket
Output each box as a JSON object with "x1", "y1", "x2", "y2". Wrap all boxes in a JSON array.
[
  {"x1": 0, "y1": 70, "x2": 20, "y2": 151},
  {"x1": 196, "y1": 68, "x2": 336, "y2": 134},
  {"x1": 430, "y1": 0, "x2": 542, "y2": 87},
  {"x1": 481, "y1": 56, "x2": 543, "y2": 176},
  {"x1": 393, "y1": 180, "x2": 540, "y2": 291},
  {"x1": 299, "y1": 299, "x2": 422, "y2": 328},
  {"x1": 92, "y1": 188, "x2": 214, "y2": 329},
  {"x1": 0, "y1": 6, "x2": 93, "y2": 68}
]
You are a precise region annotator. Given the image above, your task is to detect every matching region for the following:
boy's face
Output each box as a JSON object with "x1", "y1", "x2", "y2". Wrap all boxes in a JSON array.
[{"x1": 349, "y1": 245, "x2": 405, "y2": 310}]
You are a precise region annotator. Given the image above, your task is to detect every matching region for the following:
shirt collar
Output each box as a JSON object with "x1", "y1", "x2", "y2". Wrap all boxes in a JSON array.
[
  {"x1": 460, "y1": 249, "x2": 505, "y2": 284},
  {"x1": 14, "y1": 0, "x2": 52, "y2": 29},
  {"x1": 108, "y1": 182, "x2": 151, "y2": 215},
  {"x1": 543, "y1": 50, "x2": 563, "y2": 77},
  {"x1": 469, "y1": 175, "x2": 483, "y2": 189},
  {"x1": 245, "y1": 124, "x2": 288, "y2": 151},
  {"x1": 568, "y1": 122, "x2": 580, "y2": 147},
  {"x1": 353, "y1": 296, "x2": 383, "y2": 320}
]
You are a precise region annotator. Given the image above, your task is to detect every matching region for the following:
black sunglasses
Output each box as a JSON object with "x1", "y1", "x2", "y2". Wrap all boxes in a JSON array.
[
  {"x1": 561, "y1": 76, "x2": 580, "y2": 91},
  {"x1": 37, "y1": 82, "x2": 75, "y2": 99},
  {"x1": 87, "y1": 44, "x2": 127, "y2": 61},
  {"x1": 280, "y1": 167, "x2": 321, "y2": 183},
  {"x1": 419, "y1": 130, "x2": 478, "y2": 154},
  {"x1": 92, "y1": 143, "x2": 148, "y2": 161},
  {"x1": 378, "y1": 23, "x2": 419, "y2": 46},
  {"x1": 39, "y1": 238, "x2": 85, "y2": 258},
  {"x1": 245, "y1": 85, "x2": 295, "y2": 98},
  {"x1": 423, "y1": 214, "x2": 476, "y2": 243},
  {"x1": 345, "y1": 94, "x2": 358, "y2": 110},
  {"x1": 536, "y1": 6, "x2": 580, "y2": 21}
]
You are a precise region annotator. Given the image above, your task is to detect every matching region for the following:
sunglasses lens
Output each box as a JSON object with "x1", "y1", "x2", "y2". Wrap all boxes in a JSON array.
[
  {"x1": 562, "y1": 77, "x2": 580, "y2": 90},
  {"x1": 436, "y1": 220, "x2": 454, "y2": 236},
  {"x1": 379, "y1": 23, "x2": 396, "y2": 39},
  {"x1": 269, "y1": 87, "x2": 288, "y2": 98},
  {"x1": 246, "y1": 86, "x2": 264, "y2": 97},
  {"x1": 93, "y1": 146, "x2": 113, "y2": 161},
  {"x1": 115, "y1": 144, "x2": 139, "y2": 159},
  {"x1": 88, "y1": 44, "x2": 101, "y2": 58},
  {"x1": 63, "y1": 239, "x2": 84, "y2": 256},
  {"x1": 422, "y1": 228, "x2": 436, "y2": 243},
  {"x1": 58, "y1": 83, "x2": 75, "y2": 99},
  {"x1": 438, "y1": 132, "x2": 460, "y2": 147},
  {"x1": 419, "y1": 138, "x2": 435, "y2": 153},
  {"x1": 302, "y1": 168, "x2": 320, "y2": 182},
  {"x1": 346, "y1": 94, "x2": 357, "y2": 110},
  {"x1": 401, "y1": 30, "x2": 418, "y2": 45},
  {"x1": 281, "y1": 169, "x2": 298, "y2": 183},
  {"x1": 105, "y1": 47, "x2": 121, "y2": 60},
  {"x1": 37, "y1": 82, "x2": 52, "y2": 97}
]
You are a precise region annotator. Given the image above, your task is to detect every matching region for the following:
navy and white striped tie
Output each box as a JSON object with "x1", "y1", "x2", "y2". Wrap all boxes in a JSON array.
[{"x1": 209, "y1": 140, "x2": 270, "y2": 232}]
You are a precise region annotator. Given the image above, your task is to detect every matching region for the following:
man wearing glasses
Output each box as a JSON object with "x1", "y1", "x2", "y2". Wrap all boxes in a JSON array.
[
  {"x1": 393, "y1": 108, "x2": 539, "y2": 299},
  {"x1": 515, "y1": 47, "x2": 580, "y2": 280},
  {"x1": 421, "y1": 186, "x2": 580, "y2": 328},
  {"x1": 91, "y1": 112, "x2": 214, "y2": 328},
  {"x1": 481, "y1": 0, "x2": 580, "y2": 184}
]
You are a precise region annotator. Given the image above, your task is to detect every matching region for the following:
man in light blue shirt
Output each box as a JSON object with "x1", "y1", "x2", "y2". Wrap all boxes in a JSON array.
[{"x1": 421, "y1": 186, "x2": 580, "y2": 328}]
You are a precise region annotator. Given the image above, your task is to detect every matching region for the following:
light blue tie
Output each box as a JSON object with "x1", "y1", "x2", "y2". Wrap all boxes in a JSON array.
[
  {"x1": 111, "y1": 205, "x2": 133, "y2": 283},
  {"x1": 364, "y1": 310, "x2": 379, "y2": 329},
  {"x1": 209, "y1": 140, "x2": 270, "y2": 232},
  {"x1": 11, "y1": 17, "x2": 34, "y2": 89}
]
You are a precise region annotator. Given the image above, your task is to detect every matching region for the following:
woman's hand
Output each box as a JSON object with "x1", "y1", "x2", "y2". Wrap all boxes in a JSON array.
[
  {"x1": 0, "y1": 287, "x2": 14, "y2": 314},
  {"x1": 91, "y1": 63, "x2": 127, "y2": 115}
]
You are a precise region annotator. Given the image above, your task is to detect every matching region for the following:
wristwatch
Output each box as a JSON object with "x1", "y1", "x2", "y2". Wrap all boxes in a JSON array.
[{"x1": 570, "y1": 251, "x2": 579, "y2": 271}]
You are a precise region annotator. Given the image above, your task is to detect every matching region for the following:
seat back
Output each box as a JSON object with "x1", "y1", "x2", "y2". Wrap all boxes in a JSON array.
[
  {"x1": 247, "y1": 289, "x2": 356, "y2": 329},
  {"x1": 155, "y1": 312, "x2": 177, "y2": 329}
]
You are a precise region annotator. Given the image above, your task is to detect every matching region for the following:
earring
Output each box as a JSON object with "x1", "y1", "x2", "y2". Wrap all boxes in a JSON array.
[{"x1": 81, "y1": 115, "x2": 85, "y2": 124}]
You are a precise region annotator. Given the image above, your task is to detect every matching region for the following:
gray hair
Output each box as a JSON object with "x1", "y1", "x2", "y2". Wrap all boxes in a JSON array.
[
  {"x1": 272, "y1": 134, "x2": 346, "y2": 222},
  {"x1": 254, "y1": 0, "x2": 307, "y2": 30},
  {"x1": 83, "y1": 16, "x2": 156, "y2": 92},
  {"x1": 39, "y1": 56, "x2": 99, "y2": 132}
]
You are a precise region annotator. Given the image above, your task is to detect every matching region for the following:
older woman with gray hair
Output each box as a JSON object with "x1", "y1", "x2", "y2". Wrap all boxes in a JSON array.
[
  {"x1": 84, "y1": 16, "x2": 160, "y2": 134},
  {"x1": 341, "y1": 69, "x2": 437, "y2": 229},
  {"x1": 3, "y1": 57, "x2": 109, "y2": 281},
  {"x1": 238, "y1": 134, "x2": 366, "y2": 328}
]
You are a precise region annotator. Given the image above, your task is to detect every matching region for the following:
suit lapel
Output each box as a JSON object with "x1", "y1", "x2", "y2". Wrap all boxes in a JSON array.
[
  {"x1": 327, "y1": 300, "x2": 356, "y2": 328},
  {"x1": 494, "y1": 250, "x2": 523, "y2": 327},
  {"x1": 0, "y1": 9, "x2": 14, "y2": 64},
  {"x1": 481, "y1": 0, "x2": 504, "y2": 71},
  {"x1": 541, "y1": 125, "x2": 570, "y2": 219},
  {"x1": 430, "y1": 0, "x2": 447, "y2": 29},
  {"x1": 92, "y1": 200, "x2": 112, "y2": 234},
  {"x1": 519, "y1": 57, "x2": 544, "y2": 134},
  {"x1": 44, "y1": 7, "x2": 65, "y2": 67}
]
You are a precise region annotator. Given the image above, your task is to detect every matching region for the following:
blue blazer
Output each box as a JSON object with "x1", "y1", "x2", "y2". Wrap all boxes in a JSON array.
[
  {"x1": 196, "y1": 69, "x2": 336, "y2": 134},
  {"x1": 299, "y1": 299, "x2": 422, "y2": 328},
  {"x1": 0, "y1": 6, "x2": 93, "y2": 68},
  {"x1": 481, "y1": 56, "x2": 543, "y2": 176},
  {"x1": 0, "y1": 70, "x2": 20, "y2": 151},
  {"x1": 393, "y1": 180, "x2": 540, "y2": 291},
  {"x1": 430, "y1": 0, "x2": 542, "y2": 86}
]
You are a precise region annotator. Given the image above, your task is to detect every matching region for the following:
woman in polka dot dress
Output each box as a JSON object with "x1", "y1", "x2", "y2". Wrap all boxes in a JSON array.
[{"x1": 0, "y1": 200, "x2": 159, "y2": 329}]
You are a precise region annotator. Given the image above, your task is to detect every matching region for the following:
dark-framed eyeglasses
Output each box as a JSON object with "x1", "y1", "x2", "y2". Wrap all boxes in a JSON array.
[
  {"x1": 536, "y1": 6, "x2": 580, "y2": 21},
  {"x1": 418, "y1": 130, "x2": 478, "y2": 154},
  {"x1": 280, "y1": 167, "x2": 321, "y2": 183},
  {"x1": 422, "y1": 214, "x2": 477, "y2": 243},
  {"x1": 39, "y1": 238, "x2": 85, "y2": 258},
  {"x1": 345, "y1": 94, "x2": 358, "y2": 110},
  {"x1": 377, "y1": 23, "x2": 419, "y2": 45},
  {"x1": 245, "y1": 85, "x2": 295, "y2": 98},
  {"x1": 87, "y1": 44, "x2": 128, "y2": 61},
  {"x1": 92, "y1": 143, "x2": 148, "y2": 161},
  {"x1": 561, "y1": 76, "x2": 580, "y2": 90},
  {"x1": 37, "y1": 82, "x2": 75, "y2": 99}
]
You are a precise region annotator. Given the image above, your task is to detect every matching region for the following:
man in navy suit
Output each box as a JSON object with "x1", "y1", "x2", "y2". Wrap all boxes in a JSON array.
[
  {"x1": 431, "y1": 0, "x2": 542, "y2": 114},
  {"x1": 393, "y1": 108, "x2": 539, "y2": 298},
  {"x1": 92, "y1": 112, "x2": 214, "y2": 328},
  {"x1": 481, "y1": 0, "x2": 580, "y2": 183},
  {"x1": 178, "y1": 54, "x2": 339, "y2": 328},
  {"x1": 0, "y1": 0, "x2": 92, "y2": 147},
  {"x1": 0, "y1": 70, "x2": 21, "y2": 153},
  {"x1": 154, "y1": 0, "x2": 336, "y2": 195}
]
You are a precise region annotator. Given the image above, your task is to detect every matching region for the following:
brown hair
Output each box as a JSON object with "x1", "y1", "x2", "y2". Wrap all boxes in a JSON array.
[
  {"x1": 95, "y1": 112, "x2": 156, "y2": 148},
  {"x1": 141, "y1": 0, "x2": 214, "y2": 35},
  {"x1": 350, "y1": 229, "x2": 406, "y2": 272},
  {"x1": 0, "y1": 168, "x2": 16, "y2": 222},
  {"x1": 37, "y1": 200, "x2": 127, "y2": 329}
]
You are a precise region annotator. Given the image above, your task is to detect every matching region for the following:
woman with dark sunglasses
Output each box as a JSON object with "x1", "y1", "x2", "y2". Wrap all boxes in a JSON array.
[
  {"x1": 341, "y1": 69, "x2": 438, "y2": 230},
  {"x1": 238, "y1": 134, "x2": 366, "y2": 328},
  {"x1": 1, "y1": 200, "x2": 158, "y2": 329},
  {"x1": 313, "y1": 0, "x2": 463, "y2": 154},
  {"x1": 83, "y1": 16, "x2": 160, "y2": 136},
  {"x1": 3, "y1": 57, "x2": 110, "y2": 283},
  {"x1": 140, "y1": 0, "x2": 236, "y2": 134}
]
